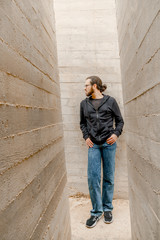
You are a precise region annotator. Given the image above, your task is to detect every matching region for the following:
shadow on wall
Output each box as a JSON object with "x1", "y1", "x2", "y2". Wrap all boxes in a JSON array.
[
  {"x1": 0, "y1": 0, "x2": 71, "y2": 239},
  {"x1": 116, "y1": 0, "x2": 160, "y2": 239}
]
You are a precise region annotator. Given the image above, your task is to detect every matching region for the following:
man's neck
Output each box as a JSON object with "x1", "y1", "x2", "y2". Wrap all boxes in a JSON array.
[{"x1": 91, "y1": 91, "x2": 103, "y2": 99}]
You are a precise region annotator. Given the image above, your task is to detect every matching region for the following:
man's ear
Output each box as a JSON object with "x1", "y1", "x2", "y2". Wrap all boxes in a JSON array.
[{"x1": 93, "y1": 83, "x2": 97, "y2": 89}]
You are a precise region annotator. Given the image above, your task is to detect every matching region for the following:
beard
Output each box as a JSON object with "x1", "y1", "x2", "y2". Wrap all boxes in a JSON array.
[{"x1": 86, "y1": 86, "x2": 94, "y2": 96}]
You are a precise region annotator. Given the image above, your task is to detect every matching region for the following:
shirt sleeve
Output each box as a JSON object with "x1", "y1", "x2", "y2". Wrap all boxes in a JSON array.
[
  {"x1": 80, "y1": 101, "x2": 89, "y2": 140},
  {"x1": 111, "y1": 98, "x2": 124, "y2": 137}
]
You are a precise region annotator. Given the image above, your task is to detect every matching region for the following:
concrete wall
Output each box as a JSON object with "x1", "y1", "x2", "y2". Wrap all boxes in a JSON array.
[
  {"x1": 0, "y1": 0, "x2": 71, "y2": 239},
  {"x1": 54, "y1": 0, "x2": 128, "y2": 199},
  {"x1": 116, "y1": 0, "x2": 160, "y2": 239}
]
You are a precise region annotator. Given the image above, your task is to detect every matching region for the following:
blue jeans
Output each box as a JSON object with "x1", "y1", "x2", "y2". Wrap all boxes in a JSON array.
[{"x1": 88, "y1": 141, "x2": 117, "y2": 217}]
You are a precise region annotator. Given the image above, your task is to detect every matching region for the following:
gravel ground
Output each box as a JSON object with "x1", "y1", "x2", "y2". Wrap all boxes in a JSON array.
[{"x1": 69, "y1": 197, "x2": 131, "y2": 240}]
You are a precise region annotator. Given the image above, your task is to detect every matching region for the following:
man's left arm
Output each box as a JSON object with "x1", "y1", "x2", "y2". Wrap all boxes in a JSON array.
[
  {"x1": 107, "y1": 98, "x2": 124, "y2": 145},
  {"x1": 112, "y1": 98, "x2": 124, "y2": 137}
]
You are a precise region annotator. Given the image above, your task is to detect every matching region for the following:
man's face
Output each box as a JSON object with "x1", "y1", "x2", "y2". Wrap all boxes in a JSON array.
[{"x1": 84, "y1": 79, "x2": 94, "y2": 96}]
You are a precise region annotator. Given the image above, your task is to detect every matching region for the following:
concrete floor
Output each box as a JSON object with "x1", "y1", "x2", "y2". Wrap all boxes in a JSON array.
[{"x1": 69, "y1": 197, "x2": 131, "y2": 240}]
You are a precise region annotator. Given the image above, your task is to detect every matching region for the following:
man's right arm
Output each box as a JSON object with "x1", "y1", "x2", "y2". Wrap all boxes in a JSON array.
[
  {"x1": 80, "y1": 101, "x2": 94, "y2": 148},
  {"x1": 80, "y1": 101, "x2": 89, "y2": 140}
]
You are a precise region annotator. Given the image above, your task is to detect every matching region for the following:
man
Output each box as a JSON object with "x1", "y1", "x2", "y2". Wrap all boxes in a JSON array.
[{"x1": 80, "y1": 76, "x2": 124, "y2": 228}]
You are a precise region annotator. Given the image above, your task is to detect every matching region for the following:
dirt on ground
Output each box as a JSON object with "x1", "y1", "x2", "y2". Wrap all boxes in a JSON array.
[{"x1": 69, "y1": 197, "x2": 131, "y2": 240}]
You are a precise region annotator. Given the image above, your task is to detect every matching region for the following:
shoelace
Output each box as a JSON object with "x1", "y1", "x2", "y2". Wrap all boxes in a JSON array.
[
  {"x1": 105, "y1": 212, "x2": 112, "y2": 217},
  {"x1": 91, "y1": 216, "x2": 99, "y2": 221}
]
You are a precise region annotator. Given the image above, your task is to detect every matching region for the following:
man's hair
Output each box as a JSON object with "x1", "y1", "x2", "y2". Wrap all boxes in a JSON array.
[{"x1": 86, "y1": 76, "x2": 107, "y2": 92}]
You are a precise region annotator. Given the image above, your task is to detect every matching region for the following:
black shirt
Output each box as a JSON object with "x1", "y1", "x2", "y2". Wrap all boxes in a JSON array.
[{"x1": 90, "y1": 98, "x2": 103, "y2": 110}]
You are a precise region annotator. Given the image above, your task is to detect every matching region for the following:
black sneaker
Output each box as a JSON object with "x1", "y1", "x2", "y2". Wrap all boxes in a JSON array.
[
  {"x1": 104, "y1": 211, "x2": 113, "y2": 223},
  {"x1": 86, "y1": 215, "x2": 102, "y2": 228}
]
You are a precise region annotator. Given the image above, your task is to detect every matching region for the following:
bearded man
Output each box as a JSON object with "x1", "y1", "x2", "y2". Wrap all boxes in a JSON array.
[{"x1": 80, "y1": 76, "x2": 124, "y2": 228}]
